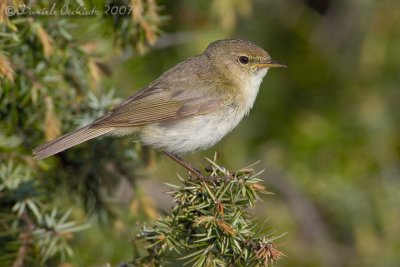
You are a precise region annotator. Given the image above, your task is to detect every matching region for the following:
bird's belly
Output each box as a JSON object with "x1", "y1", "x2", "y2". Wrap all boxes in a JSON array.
[{"x1": 140, "y1": 108, "x2": 244, "y2": 154}]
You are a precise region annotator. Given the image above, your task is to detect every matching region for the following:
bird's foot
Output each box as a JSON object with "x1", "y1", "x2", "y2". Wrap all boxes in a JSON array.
[
  {"x1": 163, "y1": 152, "x2": 234, "y2": 182},
  {"x1": 163, "y1": 152, "x2": 209, "y2": 181}
]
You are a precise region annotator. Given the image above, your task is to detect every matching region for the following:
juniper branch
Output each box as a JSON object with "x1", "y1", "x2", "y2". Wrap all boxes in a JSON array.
[{"x1": 130, "y1": 159, "x2": 286, "y2": 267}]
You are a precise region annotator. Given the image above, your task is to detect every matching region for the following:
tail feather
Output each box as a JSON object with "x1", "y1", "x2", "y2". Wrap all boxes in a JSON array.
[{"x1": 33, "y1": 126, "x2": 113, "y2": 160}]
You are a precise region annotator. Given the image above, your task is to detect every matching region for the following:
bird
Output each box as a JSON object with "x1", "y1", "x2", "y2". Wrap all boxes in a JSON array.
[{"x1": 33, "y1": 39, "x2": 286, "y2": 179}]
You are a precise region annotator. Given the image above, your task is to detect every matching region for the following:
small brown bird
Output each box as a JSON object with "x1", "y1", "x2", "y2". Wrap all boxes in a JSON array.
[{"x1": 33, "y1": 39, "x2": 286, "y2": 178}]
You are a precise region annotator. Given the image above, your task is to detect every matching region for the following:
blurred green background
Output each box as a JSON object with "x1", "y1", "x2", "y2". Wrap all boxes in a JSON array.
[{"x1": 1, "y1": 0, "x2": 400, "y2": 266}]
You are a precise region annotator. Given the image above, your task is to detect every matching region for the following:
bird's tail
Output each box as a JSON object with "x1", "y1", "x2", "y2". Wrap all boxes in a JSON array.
[{"x1": 33, "y1": 126, "x2": 113, "y2": 160}]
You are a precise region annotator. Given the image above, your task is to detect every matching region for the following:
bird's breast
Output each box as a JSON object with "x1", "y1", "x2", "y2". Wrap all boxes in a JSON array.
[{"x1": 139, "y1": 101, "x2": 243, "y2": 154}]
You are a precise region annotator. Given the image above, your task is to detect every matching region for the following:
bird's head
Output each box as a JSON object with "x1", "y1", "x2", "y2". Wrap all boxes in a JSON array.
[{"x1": 204, "y1": 39, "x2": 286, "y2": 84}]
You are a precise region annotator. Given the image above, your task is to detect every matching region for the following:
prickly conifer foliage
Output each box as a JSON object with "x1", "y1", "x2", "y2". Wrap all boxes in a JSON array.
[{"x1": 130, "y1": 159, "x2": 285, "y2": 267}]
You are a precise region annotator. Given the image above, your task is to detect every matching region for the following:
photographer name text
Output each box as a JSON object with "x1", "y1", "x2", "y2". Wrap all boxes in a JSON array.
[{"x1": 6, "y1": 4, "x2": 133, "y2": 17}]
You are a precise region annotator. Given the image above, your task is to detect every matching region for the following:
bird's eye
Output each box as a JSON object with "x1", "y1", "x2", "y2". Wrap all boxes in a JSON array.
[{"x1": 239, "y1": 56, "x2": 249, "y2": 65}]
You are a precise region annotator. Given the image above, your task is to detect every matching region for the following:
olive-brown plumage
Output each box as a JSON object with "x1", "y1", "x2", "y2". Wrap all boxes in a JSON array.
[{"x1": 33, "y1": 39, "x2": 286, "y2": 160}]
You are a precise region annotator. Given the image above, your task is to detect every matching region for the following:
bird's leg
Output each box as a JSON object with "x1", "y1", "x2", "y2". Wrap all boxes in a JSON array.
[{"x1": 163, "y1": 152, "x2": 208, "y2": 181}]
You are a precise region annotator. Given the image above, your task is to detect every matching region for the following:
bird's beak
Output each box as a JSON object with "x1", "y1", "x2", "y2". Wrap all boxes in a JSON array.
[{"x1": 255, "y1": 60, "x2": 287, "y2": 68}]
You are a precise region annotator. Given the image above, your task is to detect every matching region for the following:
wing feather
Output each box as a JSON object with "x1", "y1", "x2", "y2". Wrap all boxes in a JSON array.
[{"x1": 91, "y1": 85, "x2": 222, "y2": 128}]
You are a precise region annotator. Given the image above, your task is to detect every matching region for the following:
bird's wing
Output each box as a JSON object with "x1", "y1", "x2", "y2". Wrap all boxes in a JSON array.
[{"x1": 90, "y1": 83, "x2": 223, "y2": 128}]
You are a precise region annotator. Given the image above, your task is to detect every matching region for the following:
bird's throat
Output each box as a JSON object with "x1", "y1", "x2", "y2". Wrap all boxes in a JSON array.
[{"x1": 241, "y1": 68, "x2": 268, "y2": 115}]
